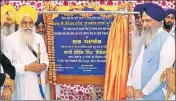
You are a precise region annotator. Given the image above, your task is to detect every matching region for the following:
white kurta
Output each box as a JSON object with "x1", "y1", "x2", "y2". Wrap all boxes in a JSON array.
[
  {"x1": 132, "y1": 31, "x2": 142, "y2": 59},
  {"x1": 4, "y1": 30, "x2": 49, "y2": 100},
  {"x1": 129, "y1": 44, "x2": 144, "y2": 89},
  {"x1": 127, "y1": 28, "x2": 175, "y2": 96}
]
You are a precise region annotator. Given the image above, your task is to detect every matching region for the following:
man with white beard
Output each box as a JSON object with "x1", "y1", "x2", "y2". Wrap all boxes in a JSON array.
[
  {"x1": 132, "y1": 4, "x2": 144, "y2": 59},
  {"x1": 1, "y1": 5, "x2": 17, "y2": 37},
  {"x1": 126, "y1": 3, "x2": 170, "y2": 100},
  {"x1": 4, "y1": 5, "x2": 49, "y2": 100}
]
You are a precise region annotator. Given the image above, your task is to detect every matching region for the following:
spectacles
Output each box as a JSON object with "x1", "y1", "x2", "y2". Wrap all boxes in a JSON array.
[
  {"x1": 142, "y1": 19, "x2": 154, "y2": 23},
  {"x1": 21, "y1": 21, "x2": 34, "y2": 27}
]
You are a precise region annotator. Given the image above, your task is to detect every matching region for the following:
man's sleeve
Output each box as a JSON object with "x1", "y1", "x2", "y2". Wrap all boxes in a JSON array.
[
  {"x1": 40, "y1": 36, "x2": 49, "y2": 71},
  {"x1": 1, "y1": 52, "x2": 16, "y2": 80},
  {"x1": 127, "y1": 64, "x2": 133, "y2": 87},
  {"x1": 0, "y1": 73, "x2": 6, "y2": 87},
  {"x1": 3, "y1": 39, "x2": 26, "y2": 75}
]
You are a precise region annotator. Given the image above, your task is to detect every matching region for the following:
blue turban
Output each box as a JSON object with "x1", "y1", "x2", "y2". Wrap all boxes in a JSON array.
[
  {"x1": 35, "y1": 14, "x2": 44, "y2": 27},
  {"x1": 82, "y1": 7, "x2": 94, "y2": 11},
  {"x1": 133, "y1": 4, "x2": 145, "y2": 18},
  {"x1": 165, "y1": 9, "x2": 176, "y2": 17},
  {"x1": 141, "y1": 3, "x2": 166, "y2": 22}
]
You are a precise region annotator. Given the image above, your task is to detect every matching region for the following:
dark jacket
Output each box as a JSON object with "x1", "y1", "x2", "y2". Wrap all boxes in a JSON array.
[{"x1": 0, "y1": 51, "x2": 16, "y2": 87}]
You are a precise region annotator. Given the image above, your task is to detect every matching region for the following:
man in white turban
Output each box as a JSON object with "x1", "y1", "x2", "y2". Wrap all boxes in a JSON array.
[
  {"x1": 4, "y1": 5, "x2": 49, "y2": 100},
  {"x1": 1, "y1": 5, "x2": 17, "y2": 37}
]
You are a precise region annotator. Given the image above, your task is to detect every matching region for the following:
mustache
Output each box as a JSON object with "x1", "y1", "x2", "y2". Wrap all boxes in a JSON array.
[{"x1": 24, "y1": 28, "x2": 32, "y2": 30}]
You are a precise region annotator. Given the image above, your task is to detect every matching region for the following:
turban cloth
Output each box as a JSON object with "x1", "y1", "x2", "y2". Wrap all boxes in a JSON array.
[
  {"x1": 1, "y1": 5, "x2": 16, "y2": 23},
  {"x1": 16, "y1": 5, "x2": 38, "y2": 25},
  {"x1": 165, "y1": 9, "x2": 176, "y2": 17},
  {"x1": 141, "y1": 3, "x2": 166, "y2": 22},
  {"x1": 133, "y1": 4, "x2": 145, "y2": 18}
]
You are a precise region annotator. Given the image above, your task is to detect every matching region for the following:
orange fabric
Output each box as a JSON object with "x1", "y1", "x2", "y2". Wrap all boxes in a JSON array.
[{"x1": 103, "y1": 15, "x2": 128, "y2": 100}]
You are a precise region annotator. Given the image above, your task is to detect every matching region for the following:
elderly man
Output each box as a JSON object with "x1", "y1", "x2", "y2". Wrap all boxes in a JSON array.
[
  {"x1": 162, "y1": 9, "x2": 175, "y2": 34},
  {"x1": 132, "y1": 4, "x2": 144, "y2": 59},
  {"x1": 126, "y1": 3, "x2": 169, "y2": 100},
  {"x1": 4, "y1": 5, "x2": 49, "y2": 100},
  {"x1": 0, "y1": 13, "x2": 16, "y2": 100},
  {"x1": 1, "y1": 4, "x2": 17, "y2": 37}
]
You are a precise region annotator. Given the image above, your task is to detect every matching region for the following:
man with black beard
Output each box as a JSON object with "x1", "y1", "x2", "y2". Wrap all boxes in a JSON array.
[
  {"x1": 162, "y1": 9, "x2": 175, "y2": 34},
  {"x1": 160, "y1": 9, "x2": 175, "y2": 100}
]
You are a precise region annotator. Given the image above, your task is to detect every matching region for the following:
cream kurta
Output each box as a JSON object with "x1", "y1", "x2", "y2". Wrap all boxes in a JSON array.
[{"x1": 4, "y1": 29, "x2": 49, "y2": 100}]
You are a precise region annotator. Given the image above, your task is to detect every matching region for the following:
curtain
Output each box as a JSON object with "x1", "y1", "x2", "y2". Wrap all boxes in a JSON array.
[{"x1": 103, "y1": 15, "x2": 128, "y2": 100}]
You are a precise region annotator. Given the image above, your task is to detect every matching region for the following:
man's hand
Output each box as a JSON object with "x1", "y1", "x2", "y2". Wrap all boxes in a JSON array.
[
  {"x1": 9, "y1": 85, "x2": 16, "y2": 93},
  {"x1": 126, "y1": 86, "x2": 134, "y2": 98},
  {"x1": 165, "y1": 68, "x2": 176, "y2": 94},
  {"x1": 1, "y1": 87, "x2": 12, "y2": 100},
  {"x1": 4, "y1": 78, "x2": 15, "y2": 87},
  {"x1": 40, "y1": 63, "x2": 47, "y2": 70},
  {"x1": 134, "y1": 90, "x2": 144, "y2": 99},
  {"x1": 25, "y1": 62, "x2": 43, "y2": 73}
]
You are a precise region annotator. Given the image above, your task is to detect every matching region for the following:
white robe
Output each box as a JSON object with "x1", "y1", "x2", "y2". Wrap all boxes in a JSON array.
[{"x1": 4, "y1": 30, "x2": 49, "y2": 100}]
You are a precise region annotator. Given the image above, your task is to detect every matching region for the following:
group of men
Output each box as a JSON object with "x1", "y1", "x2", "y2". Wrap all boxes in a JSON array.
[
  {"x1": 0, "y1": 2, "x2": 175, "y2": 101},
  {"x1": 129, "y1": 3, "x2": 175, "y2": 100},
  {"x1": 0, "y1": 5, "x2": 49, "y2": 100}
]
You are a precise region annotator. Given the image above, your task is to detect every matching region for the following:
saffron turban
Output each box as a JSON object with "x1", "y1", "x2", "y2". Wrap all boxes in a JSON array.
[
  {"x1": 1, "y1": 4, "x2": 16, "y2": 23},
  {"x1": 16, "y1": 5, "x2": 38, "y2": 25}
]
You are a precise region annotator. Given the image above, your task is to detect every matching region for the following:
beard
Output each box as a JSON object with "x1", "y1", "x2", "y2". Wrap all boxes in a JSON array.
[
  {"x1": 163, "y1": 20, "x2": 174, "y2": 30},
  {"x1": 19, "y1": 27, "x2": 35, "y2": 47},
  {"x1": 134, "y1": 24, "x2": 143, "y2": 36},
  {"x1": 142, "y1": 23, "x2": 160, "y2": 47},
  {"x1": 1, "y1": 24, "x2": 15, "y2": 36}
]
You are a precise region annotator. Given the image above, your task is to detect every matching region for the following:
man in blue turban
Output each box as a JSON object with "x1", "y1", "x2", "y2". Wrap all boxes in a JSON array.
[
  {"x1": 160, "y1": 9, "x2": 175, "y2": 100},
  {"x1": 35, "y1": 14, "x2": 45, "y2": 36},
  {"x1": 131, "y1": 4, "x2": 145, "y2": 59},
  {"x1": 127, "y1": 3, "x2": 170, "y2": 100},
  {"x1": 163, "y1": 9, "x2": 175, "y2": 33}
]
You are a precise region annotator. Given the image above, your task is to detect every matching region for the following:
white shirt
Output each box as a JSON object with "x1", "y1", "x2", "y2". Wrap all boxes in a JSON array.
[
  {"x1": 129, "y1": 44, "x2": 144, "y2": 89},
  {"x1": 132, "y1": 31, "x2": 142, "y2": 59},
  {"x1": 4, "y1": 30, "x2": 49, "y2": 100}
]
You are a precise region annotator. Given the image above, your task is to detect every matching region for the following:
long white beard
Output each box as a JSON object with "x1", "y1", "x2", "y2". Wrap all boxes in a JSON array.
[
  {"x1": 142, "y1": 24, "x2": 160, "y2": 46},
  {"x1": 18, "y1": 26, "x2": 36, "y2": 47},
  {"x1": 1, "y1": 24, "x2": 15, "y2": 36}
]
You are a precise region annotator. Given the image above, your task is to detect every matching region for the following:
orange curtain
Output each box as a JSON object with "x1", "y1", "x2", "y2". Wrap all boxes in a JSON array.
[{"x1": 103, "y1": 15, "x2": 128, "y2": 100}]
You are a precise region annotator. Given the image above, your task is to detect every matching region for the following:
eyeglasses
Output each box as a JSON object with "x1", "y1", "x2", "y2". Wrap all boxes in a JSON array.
[
  {"x1": 142, "y1": 19, "x2": 154, "y2": 23},
  {"x1": 21, "y1": 21, "x2": 34, "y2": 27}
]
